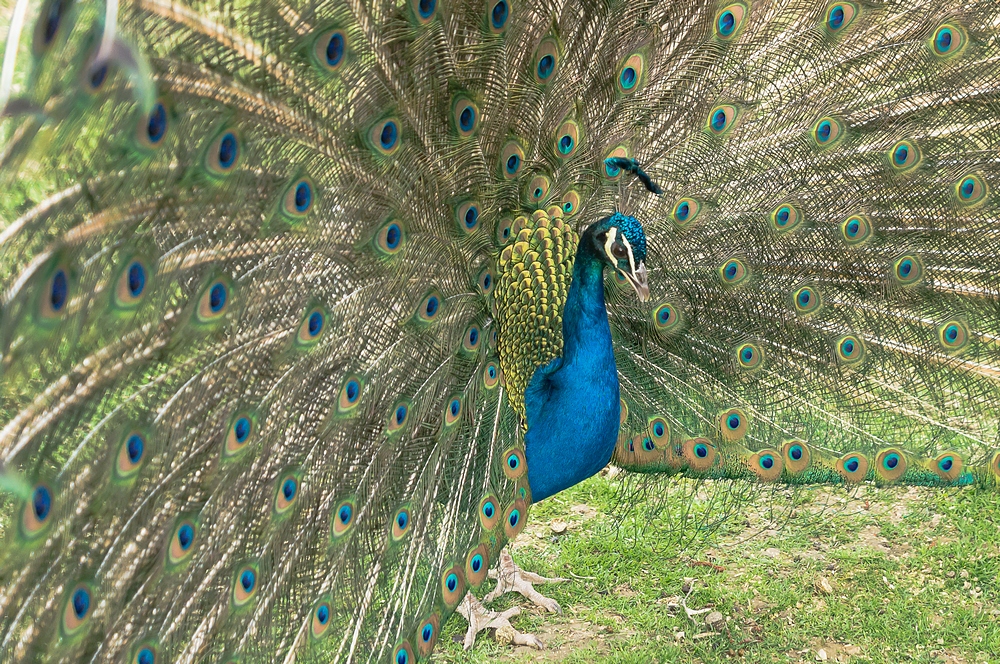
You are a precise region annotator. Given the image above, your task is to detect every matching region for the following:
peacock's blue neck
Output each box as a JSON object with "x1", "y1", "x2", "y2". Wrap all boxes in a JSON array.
[{"x1": 523, "y1": 229, "x2": 620, "y2": 502}]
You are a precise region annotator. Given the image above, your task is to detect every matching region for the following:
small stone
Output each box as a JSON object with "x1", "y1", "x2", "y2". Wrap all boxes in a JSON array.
[
  {"x1": 816, "y1": 576, "x2": 834, "y2": 596},
  {"x1": 816, "y1": 648, "x2": 828, "y2": 661},
  {"x1": 762, "y1": 547, "x2": 781, "y2": 558},
  {"x1": 705, "y1": 611, "x2": 725, "y2": 631},
  {"x1": 550, "y1": 520, "x2": 568, "y2": 535}
]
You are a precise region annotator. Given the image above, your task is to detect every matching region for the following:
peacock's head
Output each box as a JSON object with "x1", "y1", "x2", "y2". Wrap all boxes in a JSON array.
[{"x1": 590, "y1": 212, "x2": 649, "y2": 301}]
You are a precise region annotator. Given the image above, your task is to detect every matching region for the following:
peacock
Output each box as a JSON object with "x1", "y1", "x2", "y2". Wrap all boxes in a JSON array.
[{"x1": 1, "y1": 0, "x2": 999, "y2": 661}]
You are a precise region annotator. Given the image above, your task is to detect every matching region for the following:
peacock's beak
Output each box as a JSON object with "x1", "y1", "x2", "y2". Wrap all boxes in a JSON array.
[{"x1": 621, "y1": 261, "x2": 649, "y2": 302}]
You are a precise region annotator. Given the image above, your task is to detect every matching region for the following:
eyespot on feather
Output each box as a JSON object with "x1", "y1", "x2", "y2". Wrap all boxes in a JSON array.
[
  {"x1": 487, "y1": 0, "x2": 510, "y2": 33},
  {"x1": 503, "y1": 498, "x2": 527, "y2": 538},
  {"x1": 393, "y1": 642, "x2": 416, "y2": 664},
  {"x1": 836, "y1": 452, "x2": 868, "y2": 482},
  {"x1": 38, "y1": 262, "x2": 72, "y2": 322},
  {"x1": 617, "y1": 53, "x2": 645, "y2": 94},
  {"x1": 652, "y1": 300, "x2": 683, "y2": 334},
  {"x1": 415, "y1": 290, "x2": 443, "y2": 323},
  {"x1": 770, "y1": 203, "x2": 802, "y2": 233},
  {"x1": 930, "y1": 23, "x2": 966, "y2": 58},
  {"x1": 889, "y1": 140, "x2": 921, "y2": 172},
  {"x1": 281, "y1": 177, "x2": 315, "y2": 219},
  {"x1": 483, "y1": 361, "x2": 501, "y2": 389},
  {"x1": 840, "y1": 214, "x2": 872, "y2": 245},
  {"x1": 232, "y1": 564, "x2": 259, "y2": 607},
  {"x1": 554, "y1": 120, "x2": 581, "y2": 158},
  {"x1": 461, "y1": 324, "x2": 482, "y2": 354},
  {"x1": 34, "y1": 0, "x2": 74, "y2": 54},
  {"x1": 391, "y1": 506, "x2": 412, "y2": 541},
  {"x1": 812, "y1": 116, "x2": 844, "y2": 148},
  {"x1": 274, "y1": 472, "x2": 300, "y2": 515},
  {"x1": 332, "y1": 499, "x2": 356, "y2": 538},
  {"x1": 410, "y1": 0, "x2": 437, "y2": 24},
  {"x1": 736, "y1": 342, "x2": 763, "y2": 370},
  {"x1": 168, "y1": 519, "x2": 197, "y2": 565},
  {"x1": 374, "y1": 220, "x2": 406, "y2": 256},
  {"x1": 648, "y1": 417, "x2": 670, "y2": 446},
  {"x1": 224, "y1": 413, "x2": 254, "y2": 457},
  {"x1": 296, "y1": 307, "x2": 326, "y2": 346},
  {"x1": 465, "y1": 543, "x2": 490, "y2": 587},
  {"x1": 720, "y1": 258, "x2": 748, "y2": 285},
  {"x1": 825, "y1": 2, "x2": 858, "y2": 32},
  {"x1": 313, "y1": 29, "x2": 348, "y2": 72},
  {"x1": 932, "y1": 452, "x2": 963, "y2": 482},
  {"x1": 456, "y1": 200, "x2": 481, "y2": 233},
  {"x1": 20, "y1": 484, "x2": 54, "y2": 538},
  {"x1": 682, "y1": 438, "x2": 718, "y2": 471},
  {"x1": 502, "y1": 447, "x2": 526, "y2": 480},
  {"x1": 834, "y1": 335, "x2": 865, "y2": 366},
  {"x1": 136, "y1": 101, "x2": 169, "y2": 150},
  {"x1": 416, "y1": 613, "x2": 441, "y2": 657},
  {"x1": 369, "y1": 117, "x2": 401, "y2": 156},
  {"x1": 707, "y1": 104, "x2": 738, "y2": 135},
  {"x1": 338, "y1": 376, "x2": 364, "y2": 414},
  {"x1": 311, "y1": 599, "x2": 333, "y2": 639},
  {"x1": 559, "y1": 189, "x2": 581, "y2": 217},
  {"x1": 500, "y1": 140, "x2": 526, "y2": 179},
  {"x1": 440, "y1": 565, "x2": 465, "y2": 608},
  {"x1": 532, "y1": 37, "x2": 560, "y2": 84},
  {"x1": 526, "y1": 174, "x2": 552, "y2": 206},
  {"x1": 443, "y1": 395, "x2": 463, "y2": 426},
  {"x1": 891, "y1": 254, "x2": 923, "y2": 286},
  {"x1": 115, "y1": 432, "x2": 147, "y2": 480},
  {"x1": 204, "y1": 128, "x2": 242, "y2": 177},
  {"x1": 496, "y1": 217, "x2": 514, "y2": 245},
  {"x1": 479, "y1": 495, "x2": 500, "y2": 530},
  {"x1": 955, "y1": 174, "x2": 987, "y2": 206},
  {"x1": 672, "y1": 197, "x2": 700, "y2": 227},
  {"x1": 715, "y1": 3, "x2": 747, "y2": 39},
  {"x1": 937, "y1": 320, "x2": 969, "y2": 353},
  {"x1": 132, "y1": 643, "x2": 159, "y2": 664},
  {"x1": 875, "y1": 448, "x2": 907, "y2": 482},
  {"x1": 782, "y1": 440, "x2": 811, "y2": 473},
  {"x1": 196, "y1": 278, "x2": 232, "y2": 323},
  {"x1": 61, "y1": 583, "x2": 92, "y2": 637},
  {"x1": 453, "y1": 95, "x2": 480, "y2": 137},
  {"x1": 114, "y1": 259, "x2": 151, "y2": 309},
  {"x1": 749, "y1": 449, "x2": 783, "y2": 482},
  {"x1": 604, "y1": 146, "x2": 629, "y2": 179},
  {"x1": 719, "y1": 408, "x2": 748, "y2": 442},
  {"x1": 792, "y1": 285, "x2": 821, "y2": 315},
  {"x1": 387, "y1": 400, "x2": 410, "y2": 433}
]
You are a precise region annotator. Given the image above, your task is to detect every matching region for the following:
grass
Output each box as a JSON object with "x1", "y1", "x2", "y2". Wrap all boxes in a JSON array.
[{"x1": 436, "y1": 471, "x2": 1000, "y2": 664}]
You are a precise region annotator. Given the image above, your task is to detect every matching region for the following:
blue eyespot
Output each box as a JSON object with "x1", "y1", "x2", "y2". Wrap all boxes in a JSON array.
[
  {"x1": 307, "y1": 311, "x2": 324, "y2": 337},
  {"x1": 727, "y1": 414, "x2": 741, "y2": 430},
  {"x1": 218, "y1": 133, "x2": 238, "y2": 169},
  {"x1": 464, "y1": 205, "x2": 479, "y2": 229},
  {"x1": 643, "y1": 438, "x2": 655, "y2": 451},
  {"x1": 816, "y1": 120, "x2": 832, "y2": 142},
  {"x1": 147, "y1": 103, "x2": 167, "y2": 144},
  {"x1": 491, "y1": 0, "x2": 508, "y2": 29},
  {"x1": 828, "y1": 5, "x2": 845, "y2": 29},
  {"x1": 884, "y1": 453, "x2": 899, "y2": 470},
  {"x1": 282, "y1": 478, "x2": 297, "y2": 501},
  {"x1": 507, "y1": 453, "x2": 519, "y2": 469},
  {"x1": 893, "y1": 144, "x2": 908, "y2": 165},
  {"x1": 42, "y1": 0, "x2": 67, "y2": 45},
  {"x1": 619, "y1": 66, "x2": 637, "y2": 90},
  {"x1": 846, "y1": 219, "x2": 860, "y2": 236},
  {"x1": 294, "y1": 182, "x2": 312, "y2": 213},
  {"x1": 653, "y1": 422, "x2": 665, "y2": 437},
  {"x1": 939, "y1": 456, "x2": 954, "y2": 472},
  {"x1": 676, "y1": 201, "x2": 690, "y2": 221},
  {"x1": 718, "y1": 10, "x2": 735, "y2": 35},
  {"x1": 741, "y1": 347, "x2": 754, "y2": 363},
  {"x1": 326, "y1": 32, "x2": 345, "y2": 67},
  {"x1": 339, "y1": 505, "x2": 352, "y2": 525},
  {"x1": 127, "y1": 262, "x2": 146, "y2": 298},
  {"x1": 450, "y1": 399, "x2": 460, "y2": 416},
  {"x1": 459, "y1": 105, "x2": 475, "y2": 132},
  {"x1": 240, "y1": 570, "x2": 255, "y2": 592},
  {"x1": 508, "y1": 510, "x2": 519, "y2": 527},
  {"x1": 72, "y1": 588, "x2": 90, "y2": 619},
  {"x1": 506, "y1": 154, "x2": 520, "y2": 175},
  {"x1": 384, "y1": 223, "x2": 401, "y2": 250},
  {"x1": 345, "y1": 379, "x2": 360, "y2": 403},
  {"x1": 50, "y1": 269, "x2": 68, "y2": 311},
  {"x1": 798, "y1": 289, "x2": 811, "y2": 306},
  {"x1": 137, "y1": 648, "x2": 155, "y2": 664},
  {"x1": 694, "y1": 443, "x2": 709, "y2": 458},
  {"x1": 471, "y1": 554, "x2": 483, "y2": 572},
  {"x1": 945, "y1": 325, "x2": 959, "y2": 342},
  {"x1": 397, "y1": 512, "x2": 408, "y2": 529},
  {"x1": 209, "y1": 283, "x2": 227, "y2": 312},
  {"x1": 33, "y1": 486, "x2": 52, "y2": 521},
  {"x1": 177, "y1": 523, "x2": 194, "y2": 550},
  {"x1": 418, "y1": 0, "x2": 436, "y2": 19},
  {"x1": 789, "y1": 445, "x2": 803, "y2": 461},
  {"x1": 483, "y1": 501, "x2": 495, "y2": 518},
  {"x1": 841, "y1": 339, "x2": 855, "y2": 355},
  {"x1": 711, "y1": 109, "x2": 727, "y2": 132},
  {"x1": 559, "y1": 134, "x2": 574, "y2": 154},
  {"x1": 960, "y1": 178, "x2": 975, "y2": 198},
  {"x1": 537, "y1": 54, "x2": 555, "y2": 80},
  {"x1": 317, "y1": 605, "x2": 330, "y2": 624},
  {"x1": 395, "y1": 404, "x2": 408, "y2": 425},
  {"x1": 445, "y1": 573, "x2": 458, "y2": 592},
  {"x1": 845, "y1": 457, "x2": 860, "y2": 473},
  {"x1": 425, "y1": 296, "x2": 439, "y2": 318},
  {"x1": 234, "y1": 417, "x2": 251, "y2": 444},
  {"x1": 605, "y1": 160, "x2": 621, "y2": 177},
  {"x1": 126, "y1": 434, "x2": 144, "y2": 464},
  {"x1": 760, "y1": 454, "x2": 774, "y2": 470},
  {"x1": 935, "y1": 28, "x2": 952, "y2": 52},
  {"x1": 396, "y1": 650, "x2": 409, "y2": 664},
  {"x1": 380, "y1": 122, "x2": 398, "y2": 151}
]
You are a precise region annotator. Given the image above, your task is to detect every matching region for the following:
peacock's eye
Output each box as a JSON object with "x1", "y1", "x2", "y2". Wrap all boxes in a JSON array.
[{"x1": 611, "y1": 243, "x2": 629, "y2": 259}]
